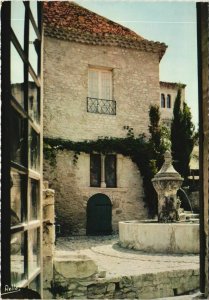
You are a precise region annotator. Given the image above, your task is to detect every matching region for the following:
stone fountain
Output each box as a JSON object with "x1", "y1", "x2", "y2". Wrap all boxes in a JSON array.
[
  {"x1": 119, "y1": 151, "x2": 199, "y2": 254},
  {"x1": 152, "y1": 150, "x2": 183, "y2": 223}
]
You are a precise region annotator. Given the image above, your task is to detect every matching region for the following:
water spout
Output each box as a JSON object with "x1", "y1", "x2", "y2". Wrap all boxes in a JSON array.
[{"x1": 179, "y1": 187, "x2": 193, "y2": 213}]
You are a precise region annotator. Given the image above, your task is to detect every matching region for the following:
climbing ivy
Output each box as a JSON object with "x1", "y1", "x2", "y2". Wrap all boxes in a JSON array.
[
  {"x1": 44, "y1": 131, "x2": 160, "y2": 216},
  {"x1": 43, "y1": 105, "x2": 170, "y2": 216}
]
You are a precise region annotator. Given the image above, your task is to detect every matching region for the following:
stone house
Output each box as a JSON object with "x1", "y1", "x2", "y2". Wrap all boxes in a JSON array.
[
  {"x1": 43, "y1": 1, "x2": 168, "y2": 235},
  {"x1": 160, "y1": 81, "x2": 186, "y2": 127}
]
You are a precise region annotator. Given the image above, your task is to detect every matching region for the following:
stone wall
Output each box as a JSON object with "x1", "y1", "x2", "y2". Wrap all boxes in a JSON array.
[
  {"x1": 43, "y1": 37, "x2": 161, "y2": 236},
  {"x1": 43, "y1": 37, "x2": 160, "y2": 141},
  {"x1": 51, "y1": 265, "x2": 199, "y2": 299},
  {"x1": 43, "y1": 150, "x2": 147, "y2": 235},
  {"x1": 160, "y1": 84, "x2": 185, "y2": 125}
]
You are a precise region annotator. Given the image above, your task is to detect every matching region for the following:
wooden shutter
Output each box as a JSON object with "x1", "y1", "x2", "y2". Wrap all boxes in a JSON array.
[
  {"x1": 88, "y1": 70, "x2": 99, "y2": 98},
  {"x1": 100, "y1": 71, "x2": 112, "y2": 100}
]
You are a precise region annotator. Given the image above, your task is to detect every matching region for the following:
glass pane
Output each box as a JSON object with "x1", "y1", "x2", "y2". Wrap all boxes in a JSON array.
[
  {"x1": 30, "y1": 2, "x2": 38, "y2": 26},
  {"x1": 11, "y1": 43, "x2": 24, "y2": 108},
  {"x1": 11, "y1": 171, "x2": 27, "y2": 225},
  {"x1": 105, "y1": 155, "x2": 117, "y2": 188},
  {"x1": 90, "y1": 154, "x2": 101, "y2": 187},
  {"x1": 29, "y1": 21, "x2": 38, "y2": 75},
  {"x1": 101, "y1": 71, "x2": 112, "y2": 100},
  {"x1": 10, "y1": 108, "x2": 26, "y2": 166},
  {"x1": 29, "y1": 126, "x2": 40, "y2": 172},
  {"x1": 29, "y1": 275, "x2": 40, "y2": 295},
  {"x1": 28, "y1": 74, "x2": 40, "y2": 123},
  {"x1": 11, "y1": 1, "x2": 25, "y2": 50},
  {"x1": 29, "y1": 179, "x2": 39, "y2": 220},
  {"x1": 28, "y1": 229, "x2": 40, "y2": 275},
  {"x1": 88, "y1": 70, "x2": 99, "y2": 98},
  {"x1": 11, "y1": 231, "x2": 26, "y2": 285}
]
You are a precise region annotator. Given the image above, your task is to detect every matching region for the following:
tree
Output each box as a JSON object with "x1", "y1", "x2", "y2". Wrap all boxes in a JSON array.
[
  {"x1": 149, "y1": 104, "x2": 168, "y2": 170},
  {"x1": 171, "y1": 89, "x2": 195, "y2": 179}
]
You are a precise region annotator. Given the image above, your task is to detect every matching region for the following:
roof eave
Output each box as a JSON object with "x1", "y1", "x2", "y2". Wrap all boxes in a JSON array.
[{"x1": 44, "y1": 25, "x2": 167, "y2": 61}]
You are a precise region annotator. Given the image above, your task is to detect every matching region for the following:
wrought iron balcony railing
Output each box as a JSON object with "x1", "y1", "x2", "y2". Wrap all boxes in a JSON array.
[{"x1": 87, "y1": 97, "x2": 116, "y2": 115}]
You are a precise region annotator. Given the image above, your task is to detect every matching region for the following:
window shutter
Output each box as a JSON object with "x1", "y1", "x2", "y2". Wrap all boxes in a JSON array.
[
  {"x1": 105, "y1": 155, "x2": 116, "y2": 188},
  {"x1": 88, "y1": 70, "x2": 99, "y2": 98},
  {"x1": 100, "y1": 71, "x2": 112, "y2": 100}
]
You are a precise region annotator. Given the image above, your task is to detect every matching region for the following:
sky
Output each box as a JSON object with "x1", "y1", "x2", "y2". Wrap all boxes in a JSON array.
[{"x1": 76, "y1": 1, "x2": 198, "y2": 128}]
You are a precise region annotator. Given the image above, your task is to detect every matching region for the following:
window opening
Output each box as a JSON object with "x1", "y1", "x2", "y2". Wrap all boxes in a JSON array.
[
  {"x1": 90, "y1": 154, "x2": 117, "y2": 188},
  {"x1": 161, "y1": 93, "x2": 165, "y2": 108},
  {"x1": 87, "y1": 68, "x2": 116, "y2": 115},
  {"x1": 167, "y1": 94, "x2": 171, "y2": 108}
]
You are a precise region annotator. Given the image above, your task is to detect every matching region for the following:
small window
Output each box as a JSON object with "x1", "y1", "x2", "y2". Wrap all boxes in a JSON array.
[
  {"x1": 90, "y1": 154, "x2": 101, "y2": 187},
  {"x1": 161, "y1": 94, "x2": 165, "y2": 108},
  {"x1": 105, "y1": 155, "x2": 117, "y2": 188},
  {"x1": 167, "y1": 94, "x2": 171, "y2": 108},
  {"x1": 90, "y1": 154, "x2": 117, "y2": 188}
]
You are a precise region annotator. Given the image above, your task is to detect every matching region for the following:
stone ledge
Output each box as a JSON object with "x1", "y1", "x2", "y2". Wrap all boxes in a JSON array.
[{"x1": 54, "y1": 252, "x2": 98, "y2": 279}]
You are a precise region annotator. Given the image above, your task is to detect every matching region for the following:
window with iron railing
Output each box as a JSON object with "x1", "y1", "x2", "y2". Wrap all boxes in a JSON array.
[
  {"x1": 87, "y1": 97, "x2": 116, "y2": 115},
  {"x1": 88, "y1": 68, "x2": 116, "y2": 115}
]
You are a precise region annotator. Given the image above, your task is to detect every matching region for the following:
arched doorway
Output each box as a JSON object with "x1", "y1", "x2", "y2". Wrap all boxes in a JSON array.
[{"x1": 86, "y1": 193, "x2": 112, "y2": 235}]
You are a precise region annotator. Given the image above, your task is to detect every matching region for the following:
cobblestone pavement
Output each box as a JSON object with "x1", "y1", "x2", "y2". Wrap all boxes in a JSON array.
[{"x1": 56, "y1": 235, "x2": 199, "y2": 279}]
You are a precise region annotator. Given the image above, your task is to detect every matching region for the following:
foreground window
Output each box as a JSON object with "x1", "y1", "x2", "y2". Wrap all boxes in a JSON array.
[{"x1": 2, "y1": 1, "x2": 42, "y2": 296}]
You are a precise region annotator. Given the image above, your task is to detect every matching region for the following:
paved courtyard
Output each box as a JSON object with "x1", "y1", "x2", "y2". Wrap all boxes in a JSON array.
[{"x1": 56, "y1": 235, "x2": 199, "y2": 279}]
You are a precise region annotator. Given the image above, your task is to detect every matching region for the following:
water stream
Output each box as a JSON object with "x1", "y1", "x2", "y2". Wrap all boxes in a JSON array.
[{"x1": 179, "y1": 187, "x2": 193, "y2": 213}]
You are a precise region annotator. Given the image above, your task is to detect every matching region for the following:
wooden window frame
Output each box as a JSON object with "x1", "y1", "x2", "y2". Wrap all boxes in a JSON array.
[{"x1": 1, "y1": 1, "x2": 43, "y2": 296}]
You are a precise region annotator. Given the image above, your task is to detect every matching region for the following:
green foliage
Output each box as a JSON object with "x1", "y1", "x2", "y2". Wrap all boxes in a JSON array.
[
  {"x1": 149, "y1": 104, "x2": 169, "y2": 169},
  {"x1": 43, "y1": 142, "x2": 57, "y2": 166},
  {"x1": 44, "y1": 133, "x2": 157, "y2": 216},
  {"x1": 43, "y1": 108, "x2": 169, "y2": 217},
  {"x1": 161, "y1": 125, "x2": 171, "y2": 151},
  {"x1": 171, "y1": 89, "x2": 196, "y2": 179}
]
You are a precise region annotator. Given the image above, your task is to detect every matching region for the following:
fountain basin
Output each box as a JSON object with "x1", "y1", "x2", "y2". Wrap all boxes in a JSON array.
[{"x1": 119, "y1": 221, "x2": 199, "y2": 254}]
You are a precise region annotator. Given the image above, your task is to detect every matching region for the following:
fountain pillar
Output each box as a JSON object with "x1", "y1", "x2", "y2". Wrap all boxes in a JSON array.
[{"x1": 152, "y1": 151, "x2": 183, "y2": 222}]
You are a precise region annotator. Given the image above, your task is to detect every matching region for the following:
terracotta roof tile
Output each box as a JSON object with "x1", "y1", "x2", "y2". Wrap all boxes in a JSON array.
[
  {"x1": 43, "y1": 1, "x2": 143, "y2": 39},
  {"x1": 43, "y1": 1, "x2": 167, "y2": 60},
  {"x1": 160, "y1": 81, "x2": 186, "y2": 89}
]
